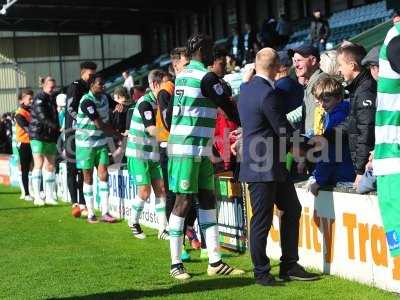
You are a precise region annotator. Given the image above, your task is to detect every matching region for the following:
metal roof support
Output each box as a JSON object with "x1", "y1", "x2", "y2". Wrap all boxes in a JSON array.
[{"x1": 1, "y1": 0, "x2": 18, "y2": 15}]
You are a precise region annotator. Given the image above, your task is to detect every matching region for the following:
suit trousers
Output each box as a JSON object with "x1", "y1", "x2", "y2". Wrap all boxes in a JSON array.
[{"x1": 247, "y1": 181, "x2": 302, "y2": 278}]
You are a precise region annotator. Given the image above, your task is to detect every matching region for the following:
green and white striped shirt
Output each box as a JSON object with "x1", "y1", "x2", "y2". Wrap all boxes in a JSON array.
[
  {"x1": 125, "y1": 91, "x2": 159, "y2": 161},
  {"x1": 168, "y1": 60, "x2": 217, "y2": 157},
  {"x1": 75, "y1": 91, "x2": 110, "y2": 148},
  {"x1": 374, "y1": 23, "x2": 400, "y2": 175}
]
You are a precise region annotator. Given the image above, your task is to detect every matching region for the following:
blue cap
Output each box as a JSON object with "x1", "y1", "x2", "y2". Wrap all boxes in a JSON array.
[{"x1": 278, "y1": 51, "x2": 292, "y2": 67}]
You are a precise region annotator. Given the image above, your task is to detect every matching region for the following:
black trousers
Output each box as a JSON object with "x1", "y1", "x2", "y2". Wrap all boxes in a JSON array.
[
  {"x1": 18, "y1": 143, "x2": 33, "y2": 196},
  {"x1": 65, "y1": 130, "x2": 85, "y2": 205},
  {"x1": 247, "y1": 181, "x2": 301, "y2": 278}
]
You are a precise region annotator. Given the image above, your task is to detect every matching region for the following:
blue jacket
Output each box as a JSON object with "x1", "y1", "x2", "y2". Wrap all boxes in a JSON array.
[
  {"x1": 313, "y1": 100, "x2": 355, "y2": 186},
  {"x1": 238, "y1": 76, "x2": 294, "y2": 182},
  {"x1": 275, "y1": 76, "x2": 304, "y2": 114}
]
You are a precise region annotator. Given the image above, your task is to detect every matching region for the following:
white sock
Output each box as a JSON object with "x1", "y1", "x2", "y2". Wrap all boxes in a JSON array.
[
  {"x1": 28, "y1": 172, "x2": 33, "y2": 196},
  {"x1": 83, "y1": 183, "x2": 94, "y2": 218},
  {"x1": 198, "y1": 209, "x2": 221, "y2": 264},
  {"x1": 131, "y1": 195, "x2": 145, "y2": 225},
  {"x1": 155, "y1": 197, "x2": 167, "y2": 233},
  {"x1": 99, "y1": 181, "x2": 109, "y2": 216},
  {"x1": 18, "y1": 170, "x2": 25, "y2": 197},
  {"x1": 43, "y1": 170, "x2": 56, "y2": 201},
  {"x1": 169, "y1": 213, "x2": 185, "y2": 265},
  {"x1": 32, "y1": 169, "x2": 42, "y2": 200}
]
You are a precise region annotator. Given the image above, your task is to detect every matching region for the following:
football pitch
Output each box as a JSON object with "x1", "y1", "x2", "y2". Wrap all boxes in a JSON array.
[{"x1": 0, "y1": 185, "x2": 397, "y2": 300}]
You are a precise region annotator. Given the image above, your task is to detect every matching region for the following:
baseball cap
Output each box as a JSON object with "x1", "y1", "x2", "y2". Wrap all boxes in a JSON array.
[
  {"x1": 56, "y1": 93, "x2": 66, "y2": 107},
  {"x1": 361, "y1": 46, "x2": 380, "y2": 67},
  {"x1": 278, "y1": 50, "x2": 292, "y2": 67},
  {"x1": 288, "y1": 44, "x2": 320, "y2": 61}
]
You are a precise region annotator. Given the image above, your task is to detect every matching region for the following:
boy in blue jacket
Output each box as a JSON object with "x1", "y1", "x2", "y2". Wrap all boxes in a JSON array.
[{"x1": 308, "y1": 76, "x2": 355, "y2": 196}]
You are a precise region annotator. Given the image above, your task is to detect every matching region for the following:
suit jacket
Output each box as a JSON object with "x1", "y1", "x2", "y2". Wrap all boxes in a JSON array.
[{"x1": 238, "y1": 76, "x2": 294, "y2": 183}]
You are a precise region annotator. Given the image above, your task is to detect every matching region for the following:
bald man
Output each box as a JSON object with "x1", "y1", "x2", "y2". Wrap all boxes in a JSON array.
[{"x1": 238, "y1": 48, "x2": 320, "y2": 286}]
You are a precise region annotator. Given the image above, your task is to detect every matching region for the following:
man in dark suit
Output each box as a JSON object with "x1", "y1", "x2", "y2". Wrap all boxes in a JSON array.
[{"x1": 238, "y1": 48, "x2": 320, "y2": 286}]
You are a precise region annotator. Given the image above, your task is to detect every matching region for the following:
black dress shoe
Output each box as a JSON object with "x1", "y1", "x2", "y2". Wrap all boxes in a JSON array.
[
  {"x1": 279, "y1": 263, "x2": 321, "y2": 281},
  {"x1": 255, "y1": 273, "x2": 284, "y2": 287}
]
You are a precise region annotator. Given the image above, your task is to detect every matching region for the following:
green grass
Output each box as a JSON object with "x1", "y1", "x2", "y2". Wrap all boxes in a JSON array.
[{"x1": 0, "y1": 185, "x2": 398, "y2": 300}]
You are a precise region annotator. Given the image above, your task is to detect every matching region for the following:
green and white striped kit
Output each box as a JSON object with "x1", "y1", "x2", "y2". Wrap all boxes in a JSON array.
[
  {"x1": 75, "y1": 91, "x2": 110, "y2": 148},
  {"x1": 168, "y1": 60, "x2": 217, "y2": 157},
  {"x1": 374, "y1": 23, "x2": 400, "y2": 176},
  {"x1": 125, "y1": 91, "x2": 159, "y2": 161}
]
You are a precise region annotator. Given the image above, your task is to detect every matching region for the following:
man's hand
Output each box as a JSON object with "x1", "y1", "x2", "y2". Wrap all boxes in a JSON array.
[
  {"x1": 231, "y1": 140, "x2": 238, "y2": 156},
  {"x1": 309, "y1": 181, "x2": 320, "y2": 197},
  {"x1": 365, "y1": 152, "x2": 374, "y2": 171},
  {"x1": 297, "y1": 161, "x2": 306, "y2": 175},
  {"x1": 353, "y1": 174, "x2": 363, "y2": 190},
  {"x1": 229, "y1": 129, "x2": 241, "y2": 156},
  {"x1": 242, "y1": 64, "x2": 255, "y2": 83},
  {"x1": 114, "y1": 103, "x2": 124, "y2": 113}
]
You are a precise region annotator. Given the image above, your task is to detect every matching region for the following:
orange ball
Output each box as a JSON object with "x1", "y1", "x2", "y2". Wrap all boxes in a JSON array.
[{"x1": 71, "y1": 206, "x2": 81, "y2": 218}]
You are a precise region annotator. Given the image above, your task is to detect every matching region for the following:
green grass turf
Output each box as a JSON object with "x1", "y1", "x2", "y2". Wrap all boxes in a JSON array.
[{"x1": 0, "y1": 185, "x2": 398, "y2": 300}]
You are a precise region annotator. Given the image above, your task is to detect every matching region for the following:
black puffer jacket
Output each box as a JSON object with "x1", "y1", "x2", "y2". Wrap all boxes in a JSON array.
[
  {"x1": 337, "y1": 69, "x2": 377, "y2": 175},
  {"x1": 29, "y1": 90, "x2": 60, "y2": 143}
]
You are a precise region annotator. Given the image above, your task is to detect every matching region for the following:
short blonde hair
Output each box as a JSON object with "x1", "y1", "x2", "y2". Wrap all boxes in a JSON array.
[
  {"x1": 320, "y1": 50, "x2": 339, "y2": 75},
  {"x1": 312, "y1": 75, "x2": 344, "y2": 101}
]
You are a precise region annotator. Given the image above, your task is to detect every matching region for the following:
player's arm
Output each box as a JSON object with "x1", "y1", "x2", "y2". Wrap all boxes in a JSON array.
[
  {"x1": 158, "y1": 89, "x2": 172, "y2": 130},
  {"x1": 80, "y1": 99, "x2": 121, "y2": 138},
  {"x1": 138, "y1": 101, "x2": 157, "y2": 136},
  {"x1": 66, "y1": 82, "x2": 80, "y2": 120},
  {"x1": 200, "y1": 72, "x2": 240, "y2": 125},
  {"x1": 15, "y1": 114, "x2": 30, "y2": 133}
]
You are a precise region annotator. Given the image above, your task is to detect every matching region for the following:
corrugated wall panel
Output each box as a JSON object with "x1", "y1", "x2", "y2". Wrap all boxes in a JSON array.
[
  {"x1": 79, "y1": 35, "x2": 102, "y2": 59},
  {"x1": 0, "y1": 91, "x2": 18, "y2": 114}
]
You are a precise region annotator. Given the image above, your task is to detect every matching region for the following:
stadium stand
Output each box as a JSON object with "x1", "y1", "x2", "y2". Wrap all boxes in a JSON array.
[
  {"x1": 285, "y1": 0, "x2": 393, "y2": 49},
  {"x1": 103, "y1": 1, "x2": 394, "y2": 94}
]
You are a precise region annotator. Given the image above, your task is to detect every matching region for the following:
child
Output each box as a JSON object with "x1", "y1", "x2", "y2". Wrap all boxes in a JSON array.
[{"x1": 308, "y1": 76, "x2": 355, "y2": 196}]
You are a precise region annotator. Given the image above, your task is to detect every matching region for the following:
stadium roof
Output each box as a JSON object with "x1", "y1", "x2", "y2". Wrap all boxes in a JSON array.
[{"x1": 0, "y1": 0, "x2": 207, "y2": 34}]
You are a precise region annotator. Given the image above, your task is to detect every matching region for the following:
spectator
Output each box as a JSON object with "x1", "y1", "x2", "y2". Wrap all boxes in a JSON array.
[
  {"x1": 275, "y1": 50, "x2": 304, "y2": 114},
  {"x1": 122, "y1": 70, "x2": 134, "y2": 93},
  {"x1": 170, "y1": 47, "x2": 189, "y2": 74},
  {"x1": 361, "y1": 46, "x2": 380, "y2": 81},
  {"x1": 315, "y1": 50, "x2": 340, "y2": 136},
  {"x1": 112, "y1": 86, "x2": 133, "y2": 134},
  {"x1": 392, "y1": 9, "x2": 400, "y2": 24},
  {"x1": 308, "y1": 76, "x2": 355, "y2": 196},
  {"x1": 260, "y1": 18, "x2": 278, "y2": 49},
  {"x1": 276, "y1": 14, "x2": 293, "y2": 49},
  {"x1": 373, "y1": 21, "x2": 400, "y2": 258},
  {"x1": 288, "y1": 45, "x2": 324, "y2": 137},
  {"x1": 226, "y1": 54, "x2": 238, "y2": 74},
  {"x1": 0, "y1": 114, "x2": 12, "y2": 154},
  {"x1": 310, "y1": 9, "x2": 330, "y2": 52},
  {"x1": 319, "y1": 50, "x2": 340, "y2": 76},
  {"x1": 227, "y1": 27, "x2": 243, "y2": 63},
  {"x1": 131, "y1": 85, "x2": 146, "y2": 103},
  {"x1": 242, "y1": 23, "x2": 258, "y2": 64},
  {"x1": 336, "y1": 44, "x2": 376, "y2": 190}
]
